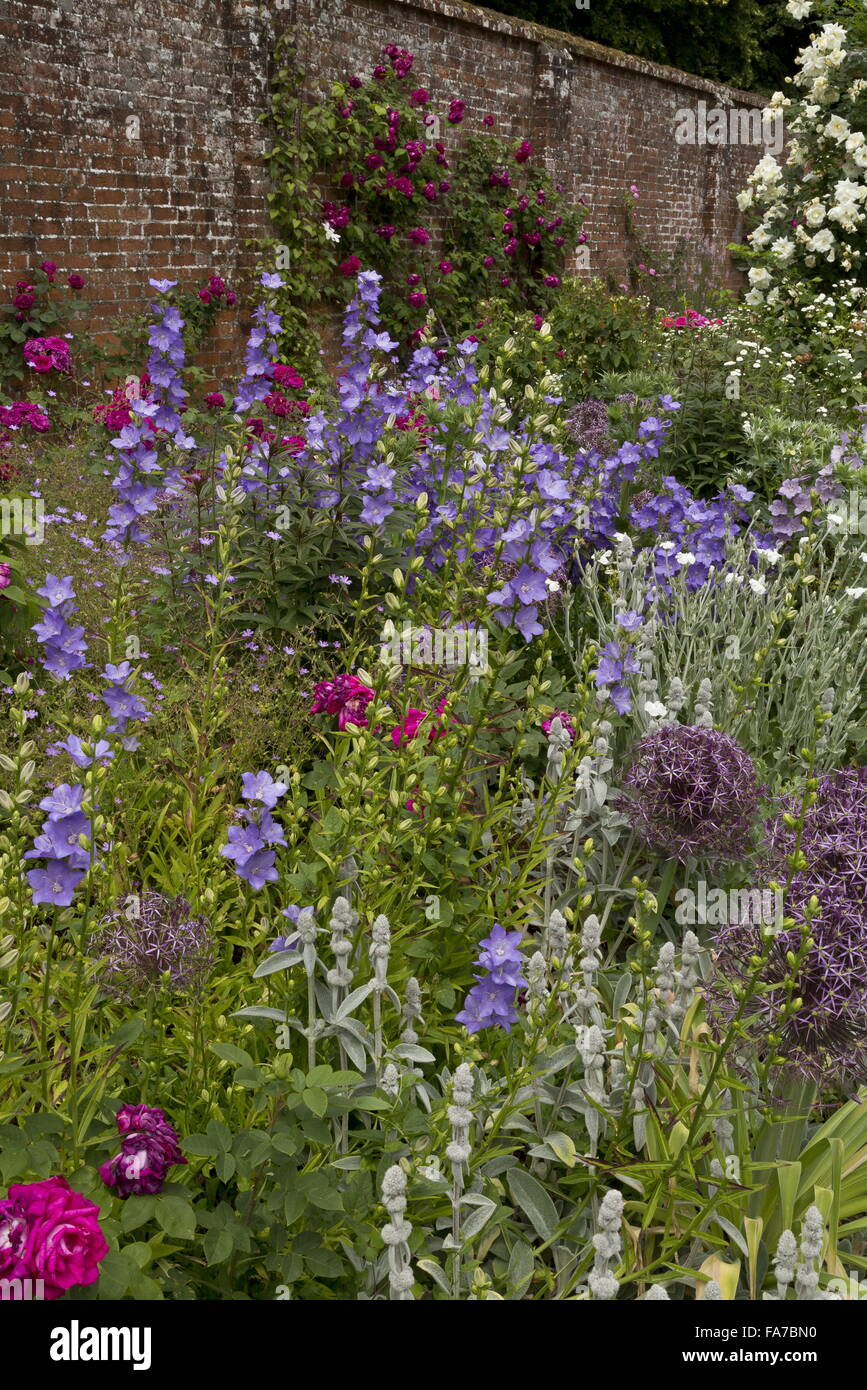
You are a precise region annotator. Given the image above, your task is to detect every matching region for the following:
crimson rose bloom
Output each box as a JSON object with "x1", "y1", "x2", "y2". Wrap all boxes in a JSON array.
[
  {"x1": 67, "y1": 273, "x2": 85, "y2": 290},
  {"x1": 5, "y1": 1177, "x2": 108, "y2": 1299},
  {"x1": 100, "y1": 1104, "x2": 186, "y2": 1198}
]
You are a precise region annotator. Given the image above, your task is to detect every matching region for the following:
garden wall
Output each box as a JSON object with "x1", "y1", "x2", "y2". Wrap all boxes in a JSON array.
[{"x1": 0, "y1": 0, "x2": 767, "y2": 375}]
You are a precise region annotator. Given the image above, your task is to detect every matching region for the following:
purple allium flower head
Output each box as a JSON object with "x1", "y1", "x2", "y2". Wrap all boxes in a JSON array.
[
  {"x1": 89, "y1": 891, "x2": 215, "y2": 1000},
  {"x1": 709, "y1": 768, "x2": 867, "y2": 1083},
  {"x1": 565, "y1": 398, "x2": 611, "y2": 454},
  {"x1": 622, "y1": 725, "x2": 761, "y2": 864}
]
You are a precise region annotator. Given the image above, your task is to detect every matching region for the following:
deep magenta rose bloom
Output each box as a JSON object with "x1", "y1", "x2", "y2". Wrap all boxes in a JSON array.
[
  {"x1": 99, "y1": 1103, "x2": 186, "y2": 1198},
  {"x1": 67, "y1": 273, "x2": 85, "y2": 290},
  {"x1": 8, "y1": 1177, "x2": 108, "y2": 1299},
  {"x1": 0, "y1": 1198, "x2": 28, "y2": 1280}
]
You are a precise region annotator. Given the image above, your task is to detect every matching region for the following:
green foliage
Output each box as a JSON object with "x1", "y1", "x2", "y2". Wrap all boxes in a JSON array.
[{"x1": 479, "y1": 0, "x2": 811, "y2": 94}]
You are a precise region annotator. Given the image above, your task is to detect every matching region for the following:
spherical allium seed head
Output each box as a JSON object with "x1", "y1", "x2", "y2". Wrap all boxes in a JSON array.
[
  {"x1": 709, "y1": 768, "x2": 867, "y2": 1084},
  {"x1": 621, "y1": 725, "x2": 762, "y2": 864},
  {"x1": 89, "y1": 891, "x2": 214, "y2": 1000},
  {"x1": 566, "y1": 398, "x2": 611, "y2": 454}
]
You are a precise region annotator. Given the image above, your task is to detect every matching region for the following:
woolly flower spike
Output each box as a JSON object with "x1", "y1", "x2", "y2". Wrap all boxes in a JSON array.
[
  {"x1": 446, "y1": 1063, "x2": 474, "y2": 1170},
  {"x1": 401, "y1": 977, "x2": 423, "y2": 1045},
  {"x1": 795, "y1": 1207, "x2": 836, "y2": 1301},
  {"x1": 772, "y1": 1229, "x2": 798, "y2": 1300},
  {"x1": 622, "y1": 725, "x2": 761, "y2": 864},
  {"x1": 644, "y1": 1284, "x2": 670, "y2": 1300},
  {"x1": 588, "y1": 1189, "x2": 623, "y2": 1300},
  {"x1": 380, "y1": 1165, "x2": 414, "y2": 1301},
  {"x1": 711, "y1": 768, "x2": 867, "y2": 1085},
  {"x1": 544, "y1": 908, "x2": 569, "y2": 963},
  {"x1": 702, "y1": 1280, "x2": 722, "y2": 1300},
  {"x1": 89, "y1": 892, "x2": 214, "y2": 1000},
  {"x1": 369, "y1": 914, "x2": 392, "y2": 988},
  {"x1": 326, "y1": 895, "x2": 357, "y2": 992}
]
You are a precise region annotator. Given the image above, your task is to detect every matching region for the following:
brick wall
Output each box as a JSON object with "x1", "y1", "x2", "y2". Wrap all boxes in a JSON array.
[
  {"x1": 0, "y1": 0, "x2": 274, "y2": 375},
  {"x1": 0, "y1": 0, "x2": 767, "y2": 379}
]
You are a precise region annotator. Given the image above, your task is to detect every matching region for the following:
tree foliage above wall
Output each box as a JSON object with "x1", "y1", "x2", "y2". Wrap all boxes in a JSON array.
[{"x1": 478, "y1": 0, "x2": 812, "y2": 93}]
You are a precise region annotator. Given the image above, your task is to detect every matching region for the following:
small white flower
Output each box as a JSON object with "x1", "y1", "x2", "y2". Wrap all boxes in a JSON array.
[
  {"x1": 749, "y1": 577, "x2": 767, "y2": 596},
  {"x1": 845, "y1": 587, "x2": 866, "y2": 599},
  {"x1": 643, "y1": 700, "x2": 668, "y2": 718},
  {"x1": 676, "y1": 551, "x2": 696, "y2": 566},
  {"x1": 756, "y1": 547, "x2": 781, "y2": 565},
  {"x1": 546, "y1": 578, "x2": 561, "y2": 593},
  {"x1": 322, "y1": 222, "x2": 341, "y2": 244}
]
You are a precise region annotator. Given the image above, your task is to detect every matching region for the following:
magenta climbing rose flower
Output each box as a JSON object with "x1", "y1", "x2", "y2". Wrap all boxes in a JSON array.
[
  {"x1": 100, "y1": 1104, "x2": 187, "y2": 1198},
  {"x1": 4, "y1": 1177, "x2": 108, "y2": 1299}
]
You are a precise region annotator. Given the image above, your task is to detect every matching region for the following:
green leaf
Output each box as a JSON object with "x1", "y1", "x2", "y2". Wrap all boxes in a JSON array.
[
  {"x1": 507, "y1": 1169, "x2": 558, "y2": 1241},
  {"x1": 93, "y1": 1250, "x2": 133, "y2": 1299},
  {"x1": 544, "y1": 1132, "x2": 577, "y2": 1168},
  {"x1": 507, "y1": 1238, "x2": 535, "y2": 1297},
  {"x1": 302, "y1": 1086, "x2": 328, "y2": 1117},
  {"x1": 230, "y1": 1006, "x2": 288, "y2": 1023},
  {"x1": 253, "y1": 948, "x2": 303, "y2": 978},
  {"x1": 120, "y1": 1196, "x2": 156, "y2": 1233},
  {"x1": 206, "y1": 1119, "x2": 232, "y2": 1152},
  {"x1": 210, "y1": 1042, "x2": 253, "y2": 1065},
  {"x1": 203, "y1": 1228, "x2": 234, "y2": 1266},
  {"x1": 154, "y1": 1193, "x2": 196, "y2": 1241}
]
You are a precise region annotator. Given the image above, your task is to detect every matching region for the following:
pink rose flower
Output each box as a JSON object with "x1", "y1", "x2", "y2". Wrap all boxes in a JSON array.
[
  {"x1": 7, "y1": 1177, "x2": 108, "y2": 1299},
  {"x1": 311, "y1": 674, "x2": 375, "y2": 729},
  {"x1": 99, "y1": 1104, "x2": 187, "y2": 1199},
  {"x1": 391, "y1": 707, "x2": 428, "y2": 747}
]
